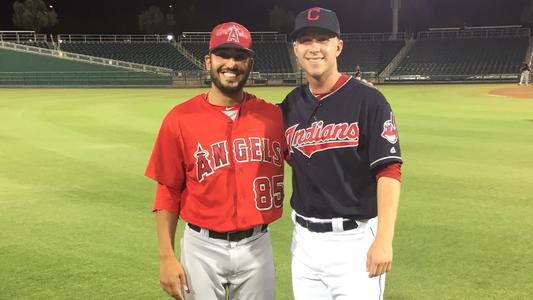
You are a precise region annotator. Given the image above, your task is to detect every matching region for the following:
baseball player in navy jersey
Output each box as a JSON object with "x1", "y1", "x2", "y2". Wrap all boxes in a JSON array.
[
  {"x1": 280, "y1": 7, "x2": 403, "y2": 299},
  {"x1": 145, "y1": 22, "x2": 285, "y2": 300}
]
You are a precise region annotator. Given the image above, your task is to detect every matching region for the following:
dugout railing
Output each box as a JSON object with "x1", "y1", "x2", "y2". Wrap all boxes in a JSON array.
[
  {"x1": 179, "y1": 32, "x2": 287, "y2": 42},
  {"x1": 57, "y1": 34, "x2": 174, "y2": 43},
  {"x1": 418, "y1": 26, "x2": 530, "y2": 40},
  {"x1": 0, "y1": 31, "x2": 48, "y2": 42}
]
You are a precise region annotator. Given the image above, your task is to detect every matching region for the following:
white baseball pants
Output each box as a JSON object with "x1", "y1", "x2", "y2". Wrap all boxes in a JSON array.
[
  {"x1": 519, "y1": 71, "x2": 530, "y2": 85},
  {"x1": 291, "y1": 215, "x2": 385, "y2": 300}
]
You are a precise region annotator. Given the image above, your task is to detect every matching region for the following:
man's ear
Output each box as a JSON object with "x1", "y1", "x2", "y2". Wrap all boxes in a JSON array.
[{"x1": 336, "y1": 39, "x2": 343, "y2": 57}]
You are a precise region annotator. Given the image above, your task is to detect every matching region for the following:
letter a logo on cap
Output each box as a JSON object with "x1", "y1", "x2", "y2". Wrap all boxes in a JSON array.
[
  {"x1": 307, "y1": 7, "x2": 320, "y2": 21},
  {"x1": 227, "y1": 25, "x2": 241, "y2": 43},
  {"x1": 209, "y1": 22, "x2": 253, "y2": 53}
]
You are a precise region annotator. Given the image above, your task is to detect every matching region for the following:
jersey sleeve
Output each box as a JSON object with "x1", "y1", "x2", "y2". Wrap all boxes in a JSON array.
[
  {"x1": 153, "y1": 183, "x2": 181, "y2": 212},
  {"x1": 375, "y1": 162, "x2": 402, "y2": 181},
  {"x1": 368, "y1": 95, "x2": 403, "y2": 170},
  {"x1": 145, "y1": 109, "x2": 186, "y2": 192}
]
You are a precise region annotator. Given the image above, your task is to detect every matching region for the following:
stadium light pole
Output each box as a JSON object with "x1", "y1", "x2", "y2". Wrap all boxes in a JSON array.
[{"x1": 391, "y1": 0, "x2": 401, "y2": 39}]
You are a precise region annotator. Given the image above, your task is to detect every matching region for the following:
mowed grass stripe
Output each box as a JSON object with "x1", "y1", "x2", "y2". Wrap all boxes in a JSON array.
[{"x1": 1, "y1": 85, "x2": 532, "y2": 299}]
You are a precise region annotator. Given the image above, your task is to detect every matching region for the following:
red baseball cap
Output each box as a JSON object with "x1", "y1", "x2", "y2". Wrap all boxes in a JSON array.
[{"x1": 209, "y1": 22, "x2": 254, "y2": 55}]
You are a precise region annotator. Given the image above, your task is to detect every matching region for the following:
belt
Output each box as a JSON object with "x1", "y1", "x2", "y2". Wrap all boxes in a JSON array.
[
  {"x1": 187, "y1": 223, "x2": 268, "y2": 242},
  {"x1": 295, "y1": 215, "x2": 358, "y2": 233}
]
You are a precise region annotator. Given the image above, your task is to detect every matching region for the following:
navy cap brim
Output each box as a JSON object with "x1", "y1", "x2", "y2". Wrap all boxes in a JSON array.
[{"x1": 290, "y1": 27, "x2": 339, "y2": 41}]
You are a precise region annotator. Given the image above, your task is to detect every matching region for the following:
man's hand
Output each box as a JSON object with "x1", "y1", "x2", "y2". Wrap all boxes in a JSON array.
[
  {"x1": 360, "y1": 79, "x2": 375, "y2": 88},
  {"x1": 366, "y1": 237, "x2": 393, "y2": 278},
  {"x1": 159, "y1": 256, "x2": 189, "y2": 299}
]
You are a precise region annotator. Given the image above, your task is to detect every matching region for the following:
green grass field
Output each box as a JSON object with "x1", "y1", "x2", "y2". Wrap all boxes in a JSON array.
[{"x1": 1, "y1": 85, "x2": 532, "y2": 299}]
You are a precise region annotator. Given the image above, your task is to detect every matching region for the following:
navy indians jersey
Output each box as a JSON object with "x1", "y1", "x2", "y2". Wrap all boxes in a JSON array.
[{"x1": 280, "y1": 77, "x2": 402, "y2": 220}]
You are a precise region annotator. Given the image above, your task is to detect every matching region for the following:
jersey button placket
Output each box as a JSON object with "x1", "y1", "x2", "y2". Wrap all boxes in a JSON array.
[
  {"x1": 311, "y1": 103, "x2": 320, "y2": 122},
  {"x1": 230, "y1": 113, "x2": 244, "y2": 230},
  {"x1": 309, "y1": 104, "x2": 322, "y2": 166}
]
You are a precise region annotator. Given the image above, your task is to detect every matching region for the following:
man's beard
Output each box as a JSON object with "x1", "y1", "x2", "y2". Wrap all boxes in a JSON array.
[{"x1": 210, "y1": 66, "x2": 250, "y2": 95}]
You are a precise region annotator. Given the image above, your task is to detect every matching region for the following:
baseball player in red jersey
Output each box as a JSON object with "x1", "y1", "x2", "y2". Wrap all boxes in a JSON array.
[
  {"x1": 145, "y1": 22, "x2": 285, "y2": 300},
  {"x1": 280, "y1": 8, "x2": 403, "y2": 299}
]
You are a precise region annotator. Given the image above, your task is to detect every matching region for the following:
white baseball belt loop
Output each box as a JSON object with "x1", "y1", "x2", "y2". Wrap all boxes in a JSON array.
[{"x1": 332, "y1": 218, "x2": 344, "y2": 232}]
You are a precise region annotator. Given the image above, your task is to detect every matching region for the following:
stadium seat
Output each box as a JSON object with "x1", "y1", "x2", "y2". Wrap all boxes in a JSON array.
[
  {"x1": 60, "y1": 42, "x2": 200, "y2": 71},
  {"x1": 338, "y1": 40, "x2": 405, "y2": 73},
  {"x1": 182, "y1": 40, "x2": 293, "y2": 73},
  {"x1": 392, "y1": 37, "x2": 528, "y2": 76}
]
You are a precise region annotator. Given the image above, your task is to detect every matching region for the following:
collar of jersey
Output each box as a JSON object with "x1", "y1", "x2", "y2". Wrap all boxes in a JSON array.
[
  {"x1": 201, "y1": 92, "x2": 247, "y2": 113},
  {"x1": 309, "y1": 74, "x2": 352, "y2": 102}
]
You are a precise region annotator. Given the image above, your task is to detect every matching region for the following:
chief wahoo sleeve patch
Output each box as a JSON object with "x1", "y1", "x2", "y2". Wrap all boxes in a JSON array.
[{"x1": 381, "y1": 112, "x2": 399, "y2": 144}]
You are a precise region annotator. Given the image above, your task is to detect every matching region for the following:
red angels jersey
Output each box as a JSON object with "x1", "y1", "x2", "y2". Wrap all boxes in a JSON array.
[{"x1": 145, "y1": 92, "x2": 285, "y2": 232}]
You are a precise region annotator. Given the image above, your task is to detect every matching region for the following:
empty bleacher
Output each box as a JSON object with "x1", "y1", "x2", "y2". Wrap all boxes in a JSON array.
[
  {"x1": 2, "y1": 28, "x2": 531, "y2": 85},
  {"x1": 253, "y1": 41, "x2": 292, "y2": 73},
  {"x1": 394, "y1": 38, "x2": 528, "y2": 75},
  {"x1": 181, "y1": 32, "x2": 293, "y2": 73},
  {"x1": 392, "y1": 28, "x2": 529, "y2": 77},
  {"x1": 0, "y1": 47, "x2": 171, "y2": 86},
  {"x1": 16, "y1": 41, "x2": 52, "y2": 49},
  {"x1": 181, "y1": 41, "x2": 207, "y2": 62},
  {"x1": 60, "y1": 41, "x2": 199, "y2": 71},
  {"x1": 339, "y1": 38, "x2": 405, "y2": 73}
]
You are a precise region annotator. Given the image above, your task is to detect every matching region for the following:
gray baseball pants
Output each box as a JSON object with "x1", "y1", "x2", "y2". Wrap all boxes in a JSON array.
[{"x1": 181, "y1": 224, "x2": 275, "y2": 300}]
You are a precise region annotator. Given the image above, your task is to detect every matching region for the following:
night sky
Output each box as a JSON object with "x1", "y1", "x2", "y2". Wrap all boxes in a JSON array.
[{"x1": 1, "y1": 0, "x2": 532, "y2": 34}]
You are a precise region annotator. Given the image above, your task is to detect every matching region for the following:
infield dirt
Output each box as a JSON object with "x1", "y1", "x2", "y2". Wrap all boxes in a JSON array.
[{"x1": 489, "y1": 85, "x2": 533, "y2": 99}]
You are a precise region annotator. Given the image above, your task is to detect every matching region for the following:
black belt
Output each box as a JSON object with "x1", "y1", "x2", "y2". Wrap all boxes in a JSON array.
[
  {"x1": 187, "y1": 223, "x2": 268, "y2": 242},
  {"x1": 295, "y1": 215, "x2": 358, "y2": 233}
]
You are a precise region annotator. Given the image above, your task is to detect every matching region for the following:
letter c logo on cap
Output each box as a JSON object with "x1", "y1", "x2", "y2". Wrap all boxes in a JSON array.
[{"x1": 307, "y1": 7, "x2": 320, "y2": 21}]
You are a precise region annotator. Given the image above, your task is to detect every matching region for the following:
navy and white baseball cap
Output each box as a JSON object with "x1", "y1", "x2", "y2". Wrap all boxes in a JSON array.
[{"x1": 290, "y1": 7, "x2": 340, "y2": 41}]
